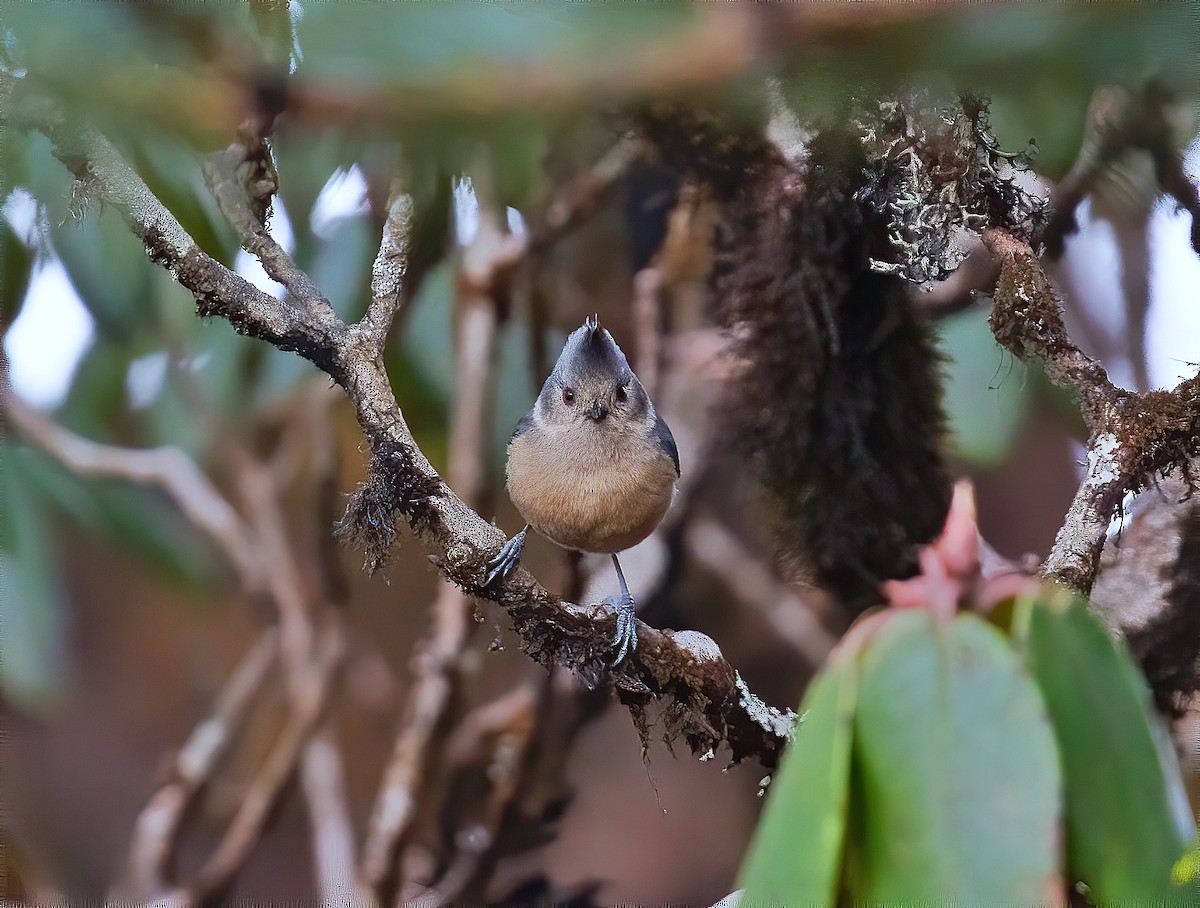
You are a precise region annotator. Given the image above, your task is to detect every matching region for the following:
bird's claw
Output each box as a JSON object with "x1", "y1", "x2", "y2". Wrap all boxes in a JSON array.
[
  {"x1": 604, "y1": 592, "x2": 638, "y2": 666},
  {"x1": 485, "y1": 528, "x2": 527, "y2": 587}
]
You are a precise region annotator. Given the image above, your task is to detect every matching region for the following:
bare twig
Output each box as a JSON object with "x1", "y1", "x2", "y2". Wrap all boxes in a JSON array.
[
  {"x1": 118, "y1": 630, "x2": 280, "y2": 901},
  {"x1": 2, "y1": 384, "x2": 265, "y2": 595},
  {"x1": 361, "y1": 218, "x2": 501, "y2": 899},
  {"x1": 984, "y1": 228, "x2": 1200, "y2": 595},
  {"x1": 186, "y1": 450, "x2": 353, "y2": 904},
  {"x1": 364, "y1": 181, "x2": 416, "y2": 352},
  {"x1": 189, "y1": 620, "x2": 344, "y2": 901},
  {"x1": 236, "y1": 456, "x2": 317, "y2": 691},
  {"x1": 301, "y1": 723, "x2": 364, "y2": 906},
  {"x1": 528, "y1": 137, "x2": 644, "y2": 255},
  {"x1": 300, "y1": 387, "x2": 366, "y2": 906},
  {"x1": 912, "y1": 240, "x2": 1001, "y2": 320},
  {"x1": 203, "y1": 145, "x2": 330, "y2": 313},
  {"x1": 1044, "y1": 80, "x2": 1200, "y2": 259},
  {"x1": 687, "y1": 518, "x2": 836, "y2": 668},
  {"x1": 428, "y1": 682, "x2": 540, "y2": 906},
  {"x1": 632, "y1": 266, "x2": 664, "y2": 398}
]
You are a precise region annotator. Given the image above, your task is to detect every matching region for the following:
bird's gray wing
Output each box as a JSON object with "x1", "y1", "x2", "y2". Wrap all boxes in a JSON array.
[
  {"x1": 511, "y1": 409, "x2": 536, "y2": 440},
  {"x1": 651, "y1": 415, "x2": 680, "y2": 476}
]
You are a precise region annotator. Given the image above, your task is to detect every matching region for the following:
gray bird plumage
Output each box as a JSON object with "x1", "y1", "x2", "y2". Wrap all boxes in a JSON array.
[{"x1": 487, "y1": 315, "x2": 679, "y2": 664}]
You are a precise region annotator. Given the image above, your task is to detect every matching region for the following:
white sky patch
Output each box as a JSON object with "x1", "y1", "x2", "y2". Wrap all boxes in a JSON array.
[
  {"x1": 1059, "y1": 200, "x2": 1136, "y2": 389},
  {"x1": 310, "y1": 165, "x2": 370, "y2": 240},
  {"x1": 4, "y1": 258, "x2": 95, "y2": 410},
  {"x1": 125, "y1": 350, "x2": 169, "y2": 410},
  {"x1": 1145, "y1": 134, "x2": 1200, "y2": 389},
  {"x1": 1058, "y1": 132, "x2": 1200, "y2": 393},
  {"x1": 287, "y1": 0, "x2": 305, "y2": 74},
  {"x1": 3, "y1": 188, "x2": 40, "y2": 245},
  {"x1": 506, "y1": 206, "x2": 527, "y2": 239},
  {"x1": 453, "y1": 176, "x2": 480, "y2": 247},
  {"x1": 234, "y1": 200, "x2": 295, "y2": 300}
]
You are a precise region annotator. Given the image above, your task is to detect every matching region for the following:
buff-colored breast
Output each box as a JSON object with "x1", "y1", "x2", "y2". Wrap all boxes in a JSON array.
[{"x1": 506, "y1": 424, "x2": 676, "y2": 554}]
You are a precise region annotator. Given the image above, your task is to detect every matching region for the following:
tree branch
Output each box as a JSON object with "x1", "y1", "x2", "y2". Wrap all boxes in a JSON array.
[
  {"x1": 2, "y1": 383, "x2": 266, "y2": 595},
  {"x1": 203, "y1": 145, "x2": 332, "y2": 315},
  {"x1": 364, "y1": 180, "x2": 415, "y2": 353},
  {"x1": 117, "y1": 630, "x2": 279, "y2": 901},
  {"x1": 14, "y1": 83, "x2": 797, "y2": 775},
  {"x1": 983, "y1": 228, "x2": 1200, "y2": 595},
  {"x1": 361, "y1": 223, "x2": 501, "y2": 899},
  {"x1": 188, "y1": 621, "x2": 344, "y2": 902},
  {"x1": 7, "y1": 81, "x2": 340, "y2": 371}
]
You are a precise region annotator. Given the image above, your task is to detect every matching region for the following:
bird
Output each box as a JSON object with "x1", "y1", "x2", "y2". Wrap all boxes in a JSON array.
[{"x1": 485, "y1": 314, "x2": 680, "y2": 665}]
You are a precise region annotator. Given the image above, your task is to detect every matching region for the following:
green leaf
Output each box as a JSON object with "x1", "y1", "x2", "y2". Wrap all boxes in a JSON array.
[
  {"x1": 1020, "y1": 592, "x2": 1195, "y2": 903},
  {"x1": 738, "y1": 655, "x2": 857, "y2": 907},
  {"x1": 0, "y1": 443, "x2": 70, "y2": 711},
  {"x1": 1, "y1": 214, "x2": 36, "y2": 325},
  {"x1": 308, "y1": 215, "x2": 375, "y2": 323},
  {"x1": 130, "y1": 136, "x2": 240, "y2": 264},
  {"x1": 849, "y1": 610, "x2": 1062, "y2": 904},
  {"x1": 51, "y1": 204, "x2": 153, "y2": 341},
  {"x1": 939, "y1": 308, "x2": 1030, "y2": 467}
]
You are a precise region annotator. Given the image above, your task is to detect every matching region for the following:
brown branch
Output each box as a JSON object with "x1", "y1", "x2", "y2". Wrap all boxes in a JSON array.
[
  {"x1": 300, "y1": 388, "x2": 365, "y2": 906},
  {"x1": 2, "y1": 383, "x2": 266, "y2": 596},
  {"x1": 183, "y1": 452, "x2": 352, "y2": 904},
  {"x1": 687, "y1": 518, "x2": 837, "y2": 668},
  {"x1": 912, "y1": 240, "x2": 1001, "y2": 320},
  {"x1": 1093, "y1": 472, "x2": 1200, "y2": 715},
  {"x1": 527, "y1": 137, "x2": 644, "y2": 256},
  {"x1": 300, "y1": 723, "x2": 365, "y2": 906},
  {"x1": 7, "y1": 81, "x2": 339, "y2": 369},
  {"x1": 189, "y1": 620, "x2": 344, "y2": 901},
  {"x1": 203, "y1": 144, "x2": 330, "y2": 314},
  {"x1": 1044, "y1": 80, "x2": 1200, "y2": 260},
  {"x1": 361, "y1": 220, "x2": 501, "y2": 899},
  {"x1": 428, "y1": 683, "x2": 541, "y2": 906},
  {"x1": 983, "y1": 228, "x2": 1200, "y2": 595},
  {"x1": 116, "y1": 630, "x2": 280, "y2": 901},
  {"x1": 14, "y1": 84, "x2": 797, "y2": 779},
  {"x1": 363, "y1": 181, "x2": 416, "y2": 352}
]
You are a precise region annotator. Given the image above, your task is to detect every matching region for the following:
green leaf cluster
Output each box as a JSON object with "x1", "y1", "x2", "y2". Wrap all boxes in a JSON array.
[{"x1": 739, "y1": 594, "x2": 1198, "y2": 906}]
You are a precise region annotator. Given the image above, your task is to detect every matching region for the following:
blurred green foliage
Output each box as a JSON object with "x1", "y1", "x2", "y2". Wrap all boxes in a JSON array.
[
  {"x1": 939, "y1": 309, "x2": 1031, "y2": 467},
  {"x1": 739, "y1": 593, "x2": 1197, "y2": 905},
  {"x1": 2, "y1": 13, "x2": 1198, "y2": 886},
  {"x1": 0, "y1": 442, "x2": 69, "y2": 709}
]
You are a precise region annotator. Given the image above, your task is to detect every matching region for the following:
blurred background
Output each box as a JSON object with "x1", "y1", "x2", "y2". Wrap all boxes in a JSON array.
[{"x1": 2, "y1": 3, "x2": 1199, "y2": 904}]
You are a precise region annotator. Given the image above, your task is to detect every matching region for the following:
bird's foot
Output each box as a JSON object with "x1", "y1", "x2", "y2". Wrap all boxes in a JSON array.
[
  {"x1": 485, "y1": 527, "x2": 527, "y2": 586},
  {"x1": 603, "y1": 592, "x2": 638, "y2": 666}
]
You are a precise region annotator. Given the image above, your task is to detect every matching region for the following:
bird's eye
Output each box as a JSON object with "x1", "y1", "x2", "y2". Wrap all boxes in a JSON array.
[
  {"x1": 615, "y1": 384, "x2": 628, "y2": 403},
  {"x1": 562, "y1": 387, "x2": 575, "y2": 406}
]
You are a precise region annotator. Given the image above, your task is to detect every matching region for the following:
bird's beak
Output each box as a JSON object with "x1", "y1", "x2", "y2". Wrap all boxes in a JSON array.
[{"x1": 585, "y1": 401, "x2": 609, "y2": 422}]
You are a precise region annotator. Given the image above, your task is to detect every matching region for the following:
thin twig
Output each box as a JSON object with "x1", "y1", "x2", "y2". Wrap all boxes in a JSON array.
[
  {"x1": 301, "y1": 723, "x2": 365, "y2": 906},
  {"x1": 364, "y1": 180, "x2": 415, "y2": 353},
  {"x1": 1044, "y1": 81, "x2": 1200, "y2": 259},
  {"x1": 528, "y1": 137, "x2": 644, "y2": 255},
  {"x1": 983, "y1": 228, "x2": 1200, "y2": 595},
  {"x1": 118, "y1": 630, "x2": 280, "y2": 901},
  {"x1": 203, "y1": 145, "x2": 331, "y2": 313},
  {"x1": 301, "y1": 389, "x2": 367, "y2": 905},
  {"x1": 361, "y1": 217, "x2": 502, "y2": 899},
  {"x1": 189, "y1": 621, "x2": 345, "y2": 901},
  {"x1": 687, "y1": 518, "x2": 836, "y2": 668},
  {"x1": 427, "y1": 682, "x2": 540, "y2": 906},
  {"x1": 911, "y1": 240, "x2": 1001, "y2": 320},
  {"x1": 2, "y1": 384, "x2": 265, "y2": 595}
]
